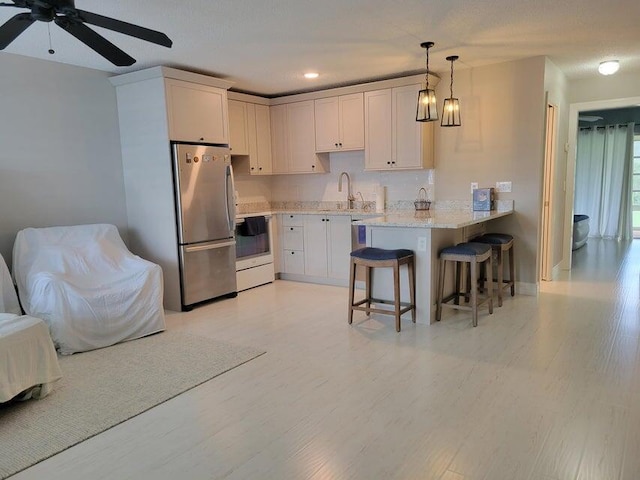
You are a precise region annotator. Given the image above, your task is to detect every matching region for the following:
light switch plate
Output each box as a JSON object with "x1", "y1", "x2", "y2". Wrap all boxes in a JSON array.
[
  {"x1": 496, "y1": 181, "x2": 512, "y2": 192},
  {"x1": 417, "y1": 237, "x2": 427, "y2": 252},
  {"x1": 470, "y1": 182, "x2": 478, "y2": 193}
]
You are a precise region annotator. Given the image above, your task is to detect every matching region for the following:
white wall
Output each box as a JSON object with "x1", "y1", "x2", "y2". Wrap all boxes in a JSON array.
[
  {"x1": 568, "y1": 70, "x2": 640, "y2": 104},
  {"x1": 0, "y1": 53, "x2": 127, "y2": 269},
  {"x1": 434, "y1": 56, "x2": 547, "y2": 290}
]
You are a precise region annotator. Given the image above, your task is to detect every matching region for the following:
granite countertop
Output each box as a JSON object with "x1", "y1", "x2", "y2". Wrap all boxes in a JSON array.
[
  {"x1": 352, "y1": 208, "x2": 514, "y2": 229},
  {"x1": 236, "y1": 201, "x2": 514, "y2": 228}
]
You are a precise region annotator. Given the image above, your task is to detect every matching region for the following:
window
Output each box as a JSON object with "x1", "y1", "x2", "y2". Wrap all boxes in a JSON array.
[{"x1": 633, "y1": 136, "x2": 640, "y2": 237}]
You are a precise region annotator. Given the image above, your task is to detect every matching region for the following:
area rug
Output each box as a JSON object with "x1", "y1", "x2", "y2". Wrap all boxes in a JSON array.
[{"x1": 0, "y1": 330, "x2": 265, "y2": 479}]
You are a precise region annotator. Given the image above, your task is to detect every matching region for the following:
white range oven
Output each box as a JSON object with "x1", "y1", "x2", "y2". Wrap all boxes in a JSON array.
[{"x1": 235, "y1": 214, "x2": 275, "y2": 291}]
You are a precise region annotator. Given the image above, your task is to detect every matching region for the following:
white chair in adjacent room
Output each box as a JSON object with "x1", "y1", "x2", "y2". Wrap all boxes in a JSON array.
[{"x1": 13, "y1": 224, "x2": 166, "y2": 355}]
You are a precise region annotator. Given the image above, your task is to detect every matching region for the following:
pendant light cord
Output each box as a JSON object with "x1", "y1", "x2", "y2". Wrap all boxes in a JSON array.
[
  {"x1": 425, "y1": 46, "x2": 430, "y2": 90},
  {"x1": 449, "y1": 58, "x2": 454, "y2": 98}
]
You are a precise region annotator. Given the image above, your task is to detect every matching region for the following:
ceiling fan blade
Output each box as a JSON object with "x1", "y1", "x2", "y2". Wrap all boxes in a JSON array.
[
  {"x1": 74, "y1": 9, "x2": 172, "y2": 48},
  {"x1": 0, "y1": 12, "x2": 35, "y2": 49},
  {"x1": 54, "y1": 17, "x2": 136, "y2": 66}
]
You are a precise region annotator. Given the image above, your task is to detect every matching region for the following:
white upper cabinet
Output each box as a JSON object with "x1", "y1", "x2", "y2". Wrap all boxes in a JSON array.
[
  {"x1": 230, "y1": 101, "x2": 273, "y2": 175},
  {"x1": 165, "y1": 79, "x2": 229, "y2": 144},
  {"x1": 270, "y1": 104, "x2": 288, "y2": 174},
  {"x1": 248, "y1": 104, "x2": 273, "y2": 174},
  {"x1": 364, "y1": 89, "x2": 393, "y2": 170},
  {"x1": 314, "y1": 93, "x2": 364, "y2": 152},
  {"x1": 270, "y1": 101, "x2": 328, "y2": 174},
  {"x1": 364, "y1": 84, "x2": 434, "y2": 171},
  {"x1": 228, "y1": 99, "x2": 249, "y2": 155}
]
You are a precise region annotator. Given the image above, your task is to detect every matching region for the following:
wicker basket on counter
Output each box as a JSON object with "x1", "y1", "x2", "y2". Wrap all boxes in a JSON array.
[{"x1": 414, "y1": 187, "x2": 431, "y2": 211}]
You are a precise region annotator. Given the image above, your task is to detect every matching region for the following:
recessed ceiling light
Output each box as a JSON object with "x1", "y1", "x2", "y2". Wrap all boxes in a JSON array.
[
  {"x1": 598, "y1": 60, "x2": 619, "y2": 76},
  {"x1": 304, "y1": 72, "x2": 319, "y2": 79}
]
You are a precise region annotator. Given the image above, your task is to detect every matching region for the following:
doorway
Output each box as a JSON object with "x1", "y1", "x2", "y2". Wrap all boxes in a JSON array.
[{"x1": 562, "y1": 97, "x2": 640, "y2": 271}]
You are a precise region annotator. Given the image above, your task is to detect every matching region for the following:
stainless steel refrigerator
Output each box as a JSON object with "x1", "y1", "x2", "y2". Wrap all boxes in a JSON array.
[{"x1": 172, "y1": 142, "x2": 237, "y2": 310}]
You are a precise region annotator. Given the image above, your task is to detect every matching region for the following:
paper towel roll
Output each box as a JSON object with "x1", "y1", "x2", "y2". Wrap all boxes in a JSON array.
[{"x1": 375, "y1": 186, "x2": 386, "y2": 212}]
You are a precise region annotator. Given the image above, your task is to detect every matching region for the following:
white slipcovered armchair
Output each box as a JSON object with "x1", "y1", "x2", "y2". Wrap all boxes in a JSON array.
[
  {"x1": 1, "y1": 253, "x2": 61, "y2": 402},
  {"x1": 13, "y1": 224, "x2": 166, "y2": 355}
]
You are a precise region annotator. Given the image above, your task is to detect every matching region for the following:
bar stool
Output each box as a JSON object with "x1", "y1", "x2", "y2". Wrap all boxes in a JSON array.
[
  {"x1": 436, "y1": 242, "x2": 493, "y2": 327},
  {"x1": 474, "y1": 233, "x2": 515, "y2": 307},
  {"x1": 348, "y1": 247, "x2": 415, "y2": 332}
]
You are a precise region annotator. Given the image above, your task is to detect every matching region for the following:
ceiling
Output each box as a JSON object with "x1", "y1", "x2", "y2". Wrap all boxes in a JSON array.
[{"x1": 1, "y1": 0, "x2": 640, "y2": 96}]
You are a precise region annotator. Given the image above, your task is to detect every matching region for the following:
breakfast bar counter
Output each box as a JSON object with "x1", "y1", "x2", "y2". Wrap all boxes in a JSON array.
[{"x1": 352, "y1": 205, "x2": 514, "y2": 326}]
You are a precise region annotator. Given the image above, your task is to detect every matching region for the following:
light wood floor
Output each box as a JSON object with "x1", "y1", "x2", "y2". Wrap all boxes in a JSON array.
[{"x1": 12, "y1": 239, "x2": 640, "y2": 480}]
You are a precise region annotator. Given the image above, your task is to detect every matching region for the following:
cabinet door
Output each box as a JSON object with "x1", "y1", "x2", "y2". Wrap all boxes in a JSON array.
[
  {"x1": 228, "y1": 99, "x2": 249, "y2": 155},
  {"x1": 327, "y1": 215, "x2": 352, "y2": 280},
  {"x1": 339, "y1": 93, "x2": 364, "y2": 151},
  {"x1": 392, "y1": 84, "x2": 424, "y2": 169},
  {"x1": 287, "y1": 101, "x2": 320, "y2": 173},
  {"x1": 303, "y1": 215, "x2": 328, "y2": 277},
  {"x1": 314, "y1": 97, "x2": 340, "y2": 152},
  {"x1": 254, "y1": 104, "x2": 273, "y2": 174},
  {"x1": 270, "y1": 104, "x2": 288, "y2": 173},
  {"x1": 364, "y1": 89, "x2": 393, "y2": 170},
  {"x1": 283, "y1": 250, "x2": 305, "y2": 274},
  {"x1": 165, "y1": 79, "x2": 229, "y2": 144}
]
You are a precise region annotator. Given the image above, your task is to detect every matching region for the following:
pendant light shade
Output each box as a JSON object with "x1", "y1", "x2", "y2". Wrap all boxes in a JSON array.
[
  {"x1": 416, "y1": 41, "x2": 438, "y2": 122},
  {"x1": 441, "y1": 55, "x2": 461, "y2": 127}
]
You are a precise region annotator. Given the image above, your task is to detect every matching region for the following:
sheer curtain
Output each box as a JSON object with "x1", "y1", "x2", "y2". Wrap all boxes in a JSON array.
[{"x1": 574, "y1": 123, "x2": 635, "y2": 240}]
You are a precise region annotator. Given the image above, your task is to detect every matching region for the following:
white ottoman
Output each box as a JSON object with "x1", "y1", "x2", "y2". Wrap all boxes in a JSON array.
[{"x1": 0, "y1": 313, "x2": 62, "y2": 402}]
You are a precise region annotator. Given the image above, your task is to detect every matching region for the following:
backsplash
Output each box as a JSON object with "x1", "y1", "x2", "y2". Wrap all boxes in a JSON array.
[{"x1": 234, "y1": 150, "x2": 436, "y2": 211}]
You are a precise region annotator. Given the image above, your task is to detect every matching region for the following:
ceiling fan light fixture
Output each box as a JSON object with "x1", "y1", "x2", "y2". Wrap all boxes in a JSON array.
[
  {"x1": 598, "y1": 60, "x2": 619, "y2": 76},
  {"x1": 416, "y1": 41, "x2": 438, "y2": 122},
  {"x1": 441, "y1": 55, "x2": 461, "y2": 127}
]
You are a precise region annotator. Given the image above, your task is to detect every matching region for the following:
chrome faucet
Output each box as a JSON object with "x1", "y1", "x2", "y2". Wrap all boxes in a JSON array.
[{"x1": 338, "y1": 172, "x2": 356, "y2": 210}]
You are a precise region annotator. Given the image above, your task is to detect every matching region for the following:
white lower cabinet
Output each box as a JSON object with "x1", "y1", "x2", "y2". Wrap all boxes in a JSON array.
[
  {"x1": 278, "y1": 214, "x2": 352, "y2": 284},
  {"x1": 281, "y1": 214, "x2": 305, "y2": 274},
  {"x1": 303, "y1": 215, "x2": 352, "y2": 280}
]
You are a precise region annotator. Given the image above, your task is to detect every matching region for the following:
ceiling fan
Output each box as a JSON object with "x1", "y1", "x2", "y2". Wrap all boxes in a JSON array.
[{"x1": 0, "y1": 0, "x2": 172, "y2": 66}]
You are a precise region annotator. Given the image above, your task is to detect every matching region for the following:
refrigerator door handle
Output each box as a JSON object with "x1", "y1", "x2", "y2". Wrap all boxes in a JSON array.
[
  {"x1": 184, "y1": 240, "x2": 236, "y2": 253},
  {"x1": 225, "y1": 163, "x2": 236, "y2": 233}
]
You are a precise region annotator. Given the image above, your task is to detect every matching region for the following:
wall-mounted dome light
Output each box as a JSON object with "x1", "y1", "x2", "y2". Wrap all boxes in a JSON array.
[{"x1": 598, "y1": 60, "x2": 620, "y2": 76}]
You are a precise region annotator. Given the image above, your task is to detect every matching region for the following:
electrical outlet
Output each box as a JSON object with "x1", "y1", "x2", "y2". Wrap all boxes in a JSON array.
[
  {"x1": 417, "y1": 236, "x2": 427, "y2": 252},
  {"x1": 470, "y1": 182, "x2": 478, "y2": 193},
  {"x1": 495, "y1": 181, "x2": 512, "y2": 193}
]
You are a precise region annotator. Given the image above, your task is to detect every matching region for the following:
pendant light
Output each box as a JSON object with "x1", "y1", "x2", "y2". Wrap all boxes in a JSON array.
[
  {"x1": 441, "y1": 55, "x2": 461, "y2": 127},
  {"x1": 416, "y1": 41, "x2": 438, "y2": 122}
]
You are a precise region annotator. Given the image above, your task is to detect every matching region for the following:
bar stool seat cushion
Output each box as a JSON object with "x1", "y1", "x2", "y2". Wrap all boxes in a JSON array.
[
  {"x1": 350, "y1": 247, "x2": 414, "y2": 261},
  {"x1": 441, "y1": 242, "x2": 491, "y2": 257},
  {"x1": 475, "y1": 233, "x2": 513, "y2": 245}
]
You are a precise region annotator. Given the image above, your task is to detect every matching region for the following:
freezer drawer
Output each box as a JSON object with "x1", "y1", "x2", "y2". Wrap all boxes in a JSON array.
[{"x1": 179, "y1": 240, "x2": 237, "y2": 308}]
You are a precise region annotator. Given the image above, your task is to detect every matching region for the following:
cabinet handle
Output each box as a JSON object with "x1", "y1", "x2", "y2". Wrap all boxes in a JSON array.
[
  {"x1": 392, "y1": 161, "x2": 396, "y2": 165},
  {"x1": 311, "y1": 165, "x2": 315, "y2": 169},
  {"x1": 387, "y1": 161, "x2": 391, "y2": 165},
  {"x1": 199, "y1": 137, "x2": 204, "y2": 141},
  {"x1": 339, "y1": 143, "x2": 342, "y2": 147},
  {"x1": 251, "y1": 167, "x2": 255, "y2": 170},
  {"x1": 290, "y1": 227, "x2": 294, "y2": 230},
  {"x1": 335, "y1": 143, "x2": 338, "y2": 147},
  {"x1": 259, "y1": 167, "x2": 262, "y2": 171},
  {"x1": 291, "y1": 251, "x2": 295, "y2": 255}
]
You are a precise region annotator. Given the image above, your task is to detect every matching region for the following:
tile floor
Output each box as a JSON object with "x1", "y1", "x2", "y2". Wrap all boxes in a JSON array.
[{"x1": 10, "y1": 238, "x2": 640, "y2": 480}]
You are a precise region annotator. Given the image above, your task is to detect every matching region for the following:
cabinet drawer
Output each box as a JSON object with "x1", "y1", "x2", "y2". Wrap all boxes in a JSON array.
[
  {"x1": 283, "y1": 250, "x2": 305, "y2": 274},
  {"x1": 283, "y1": 226, "x2": 304, "y2": 250},
  {"x1": 282, "y1": 214, "x2": 304, "y2": 227}
]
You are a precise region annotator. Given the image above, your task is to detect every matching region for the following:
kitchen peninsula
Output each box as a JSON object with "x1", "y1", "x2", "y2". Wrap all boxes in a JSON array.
[{"x1": 353, "y1": 202, "x2": 514, "y2": 325}]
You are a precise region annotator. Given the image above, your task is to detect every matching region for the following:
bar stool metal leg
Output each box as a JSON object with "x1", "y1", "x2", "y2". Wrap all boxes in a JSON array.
[{"x1": 509, "y1": 243, "x2": 515, "y2": 296}]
